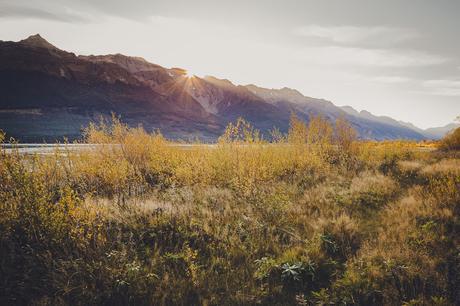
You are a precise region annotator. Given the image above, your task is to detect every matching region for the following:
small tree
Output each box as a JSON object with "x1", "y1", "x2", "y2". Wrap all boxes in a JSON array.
[
  {"x1": 307, "y1": 115, "x2": 334, "y2": 148},
  {"x1": 439, "y1": 127, "x2": 460, "y2": 151},
  {"x1": 270, "y1": 127, "x2": 286, "y2": 143},
  {"x1": 438, "y1": 115, "x2": 460, "y2": 151},
  {"x1": 335, "y1": 117, "x2": 357, "y2": 151},
  {"x1": 219, "y1": 117, "x2": 260, "y2": 144},
  {"x1": 288, "y1": 113, "x2": 307, "y2": 145}
]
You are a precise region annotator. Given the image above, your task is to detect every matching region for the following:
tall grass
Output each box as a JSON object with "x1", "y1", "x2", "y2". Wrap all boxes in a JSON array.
[{"x1": 0, "y1": 117, "x2": 458, "y2": 305}]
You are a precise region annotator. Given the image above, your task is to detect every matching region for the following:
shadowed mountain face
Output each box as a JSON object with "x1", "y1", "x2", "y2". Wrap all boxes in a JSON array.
[
  {"x1": 0, "y1": 35, "x2": 222, "y2": 141},
  {"x1": 0, "y1": 34, "x2": 436, "y2": 142}
]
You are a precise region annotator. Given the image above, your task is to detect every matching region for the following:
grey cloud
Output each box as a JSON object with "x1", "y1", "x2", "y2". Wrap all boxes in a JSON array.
[
  {"x1": 0, "y1": 3, "x2": 90, "y2": 22},
  {"x1": 422, "y1": 79, "x2": 460, "y2": 97},
  {"x1": 294, "y1": 25, "x2": 420, "y2": 49},
  {"x1": 299, "y1": 46, "x2": 448, "y2": 68}
]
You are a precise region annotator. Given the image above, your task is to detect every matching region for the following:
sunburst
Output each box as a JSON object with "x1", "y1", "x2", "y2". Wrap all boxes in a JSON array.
[{"x1": 184, "y1": 69, "x2": 199, "y2": 78}]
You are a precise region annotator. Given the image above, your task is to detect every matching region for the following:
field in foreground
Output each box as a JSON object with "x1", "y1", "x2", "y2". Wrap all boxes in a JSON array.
[{"x1": 0, "y1": 117, "x2": 459, "y2": 305}]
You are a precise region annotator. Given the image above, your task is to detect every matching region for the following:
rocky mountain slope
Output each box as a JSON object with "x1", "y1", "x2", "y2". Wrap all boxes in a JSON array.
[
  {"x1": 0, "y1": 35, "x2": 221, "y2": 141},
  {"x1": 0, "y1": 34, "x2": 446, "y2": 142}
]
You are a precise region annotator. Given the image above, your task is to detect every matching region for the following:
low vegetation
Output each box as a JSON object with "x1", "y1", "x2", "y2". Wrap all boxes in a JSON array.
[
  {"x1": 439, "y1": 126, "x2": 460, "y2": 151},
  {"x1": 0, "y1": 117, "x2": 459, "y2": 305}
]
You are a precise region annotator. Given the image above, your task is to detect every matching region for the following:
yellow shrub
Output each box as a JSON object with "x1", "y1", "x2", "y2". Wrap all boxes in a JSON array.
[{"x1": 438, "y1": 127, "x2": 460, "y2": 151}]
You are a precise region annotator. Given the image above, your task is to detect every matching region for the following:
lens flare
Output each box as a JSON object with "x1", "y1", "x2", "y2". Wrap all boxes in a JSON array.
[{"x1": 184, "y1": 69, "x2": 199, "y2": 78}]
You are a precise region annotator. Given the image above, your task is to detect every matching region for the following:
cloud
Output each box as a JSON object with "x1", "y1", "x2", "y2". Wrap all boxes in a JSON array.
[
  {"x1": 294, "y1": 25, "x2": 419, "y2": 46},
  {"x1": 292, "y1": 25, "x2": 446, "y2": 70},
  {"x1": 421, "y1": 79, "x2": 460, "y2": 96},
  {"x1": 0, "y1": 3, "x2": 89, "y2": 23},
  {"x1": 372, "y1": 76, "x2": 412, "y2": 84},
  {"x1": 299, "y1": 46, "x2": 447, "y2": 68}
]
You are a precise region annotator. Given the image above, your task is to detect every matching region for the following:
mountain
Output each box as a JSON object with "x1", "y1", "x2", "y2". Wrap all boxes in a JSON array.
[
  {"x1": 0, "y1": 35, "x2": 221, "y2": 141},
  {"x1": 19, "y1": 34, "x2": 61, "y2": 51},
  {"x1": 0, "y1": 34, "x2": 431, "y2": 142},
  {"x1": 424, "y1": 123, "x2": 460, "y2": 139},
  {"x1": 341, "y1": 105, "x2": 458, "y2": 139},
  {"x1": 244, "y1": 85, "x2": 425, "y2": 140},
  {"x1": 81, "y1": 54, "x2": 288, "y2": 132}
]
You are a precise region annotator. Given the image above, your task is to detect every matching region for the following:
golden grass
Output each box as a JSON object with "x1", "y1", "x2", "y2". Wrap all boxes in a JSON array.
[{"x1": 0, "y1": 117, "x2": 459, "y2": 305}]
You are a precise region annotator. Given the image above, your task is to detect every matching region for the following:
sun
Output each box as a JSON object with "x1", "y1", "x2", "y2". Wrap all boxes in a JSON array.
[{"x1": 184, "y1": 69, "x2": 198, "y2": 78}]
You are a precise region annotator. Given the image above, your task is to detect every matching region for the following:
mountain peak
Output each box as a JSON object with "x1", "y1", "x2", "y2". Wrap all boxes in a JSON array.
[
  {"x1": 203, "y1": 76, "x2": 235, "y2": 88},
  {"x1": 341, "y1": 105, "x2": 360, "y2": 116},
  {"x1": 279, "y1": 87, "x2": 304, "y2": 98},
  {"x1": 19, "y1": 34, "x2": 58, "y2": 50},
  {"x1": 359, "y1": 110, "x2": 373, "y2": 117}
]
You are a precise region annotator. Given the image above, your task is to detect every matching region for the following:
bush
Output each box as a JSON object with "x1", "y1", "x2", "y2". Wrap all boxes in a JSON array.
[
  {"x1": 439, "y1": 127, "x2": 460, "y2": 151},
  {"x1": 0, "y1": 117, "x2": 458, "y2": 305}
]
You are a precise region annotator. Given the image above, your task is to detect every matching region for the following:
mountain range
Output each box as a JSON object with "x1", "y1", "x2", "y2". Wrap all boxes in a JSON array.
[{"x1": 0, "y1": 34, "x2": 457, "y2": 142}]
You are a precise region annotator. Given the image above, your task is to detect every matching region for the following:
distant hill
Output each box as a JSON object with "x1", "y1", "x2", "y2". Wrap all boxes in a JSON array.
[
  {"x1": 341, "y1": 105, "x2": 459, "y2": 139},
  {"x1": 0, "y1": 34, "x2": 436, "y2": 142},
  {"x1": 424, "y1": 123, "x2": 460, "y2": 139}
]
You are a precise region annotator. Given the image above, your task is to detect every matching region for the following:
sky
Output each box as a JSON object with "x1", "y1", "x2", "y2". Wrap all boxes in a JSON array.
[{"x1": 0, "y1": 0, "x2": 459, "y2": 128}]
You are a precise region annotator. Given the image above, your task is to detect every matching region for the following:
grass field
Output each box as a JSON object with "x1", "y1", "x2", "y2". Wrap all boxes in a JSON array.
[{"x1": 0, "y1": 116, "x2": 459, "y2": 305}]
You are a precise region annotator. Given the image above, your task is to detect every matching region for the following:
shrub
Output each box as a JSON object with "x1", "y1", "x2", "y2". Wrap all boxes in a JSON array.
[
  {"x1": 0, "y1": 117, "x2": 458, "y2": 305},
  {"x1": 439, "y1": 127, "x2": 460, "y2": 151}
]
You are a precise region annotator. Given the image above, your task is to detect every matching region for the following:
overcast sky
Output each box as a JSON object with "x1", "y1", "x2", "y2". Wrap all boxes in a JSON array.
[{"x1": 1, "y1": 0, "x2": 459, "y2": 128}]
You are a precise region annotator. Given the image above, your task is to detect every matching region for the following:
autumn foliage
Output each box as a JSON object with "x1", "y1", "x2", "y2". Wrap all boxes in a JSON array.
[{"x1": 0, "y1": 116, "x2": 458, "y2": 305}]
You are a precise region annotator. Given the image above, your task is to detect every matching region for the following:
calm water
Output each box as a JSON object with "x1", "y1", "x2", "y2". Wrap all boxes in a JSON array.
[
  {"x1": 1, "y1": 143, "x2": 216, "y2": 154},
  {"x1": 0, "y1": 144, "x2": 97, "y2": 154}
]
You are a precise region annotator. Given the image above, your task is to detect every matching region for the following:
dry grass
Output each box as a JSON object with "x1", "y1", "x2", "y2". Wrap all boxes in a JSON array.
[
  {"x1": 421, "y1": 159, "x2": 460, "y2": 176},
  {"x1": 0, "y1": 117, "x2": 459, "y2": 305}
]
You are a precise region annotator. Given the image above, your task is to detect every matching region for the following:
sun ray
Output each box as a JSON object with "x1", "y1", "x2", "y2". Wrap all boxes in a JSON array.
[{"x1": 184, "y1": 69, "x2": 199, "y2": 78}]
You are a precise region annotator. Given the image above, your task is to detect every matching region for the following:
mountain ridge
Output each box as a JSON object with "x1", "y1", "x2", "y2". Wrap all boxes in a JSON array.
[
  {"x1": 340, "y1": 105, "x2": 459, "y2": 139},
  {"x1": 0, "y1": 34, "x2": 451, "y2": 142}
]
